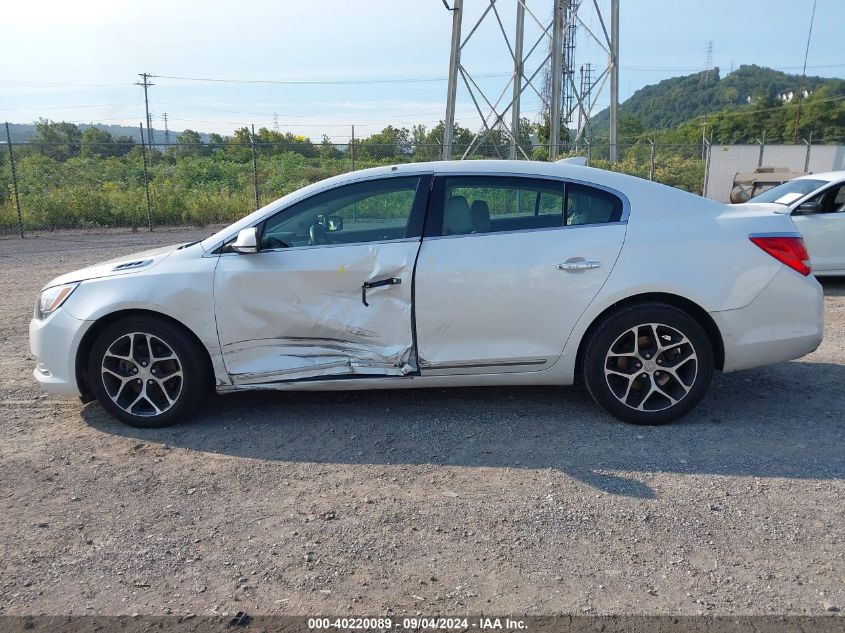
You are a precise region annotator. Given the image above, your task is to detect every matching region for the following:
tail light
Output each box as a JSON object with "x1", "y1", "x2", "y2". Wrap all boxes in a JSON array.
[{"x1": 749, "y1": 234, "x2": 812, "y2": 276}]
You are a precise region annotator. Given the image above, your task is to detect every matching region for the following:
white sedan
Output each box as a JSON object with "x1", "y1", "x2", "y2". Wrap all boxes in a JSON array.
[
  {"x1": 30, "y1": 160, "x2": 823, "y2": 427},
  {"x1": 739, "y1": 170, "x2": 845, "y2": 276}
]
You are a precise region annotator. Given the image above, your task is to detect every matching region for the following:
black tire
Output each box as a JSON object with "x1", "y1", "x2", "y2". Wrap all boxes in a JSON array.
[
  {"x1": 87, "y1": 316, "x2": 211, "y2": 428},
  {"x1": 582, "y1": 302, "x2": 714, "y2": 425}
]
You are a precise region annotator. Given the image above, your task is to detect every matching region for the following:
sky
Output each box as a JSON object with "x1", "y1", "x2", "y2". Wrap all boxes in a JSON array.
[{"x1": 1, "y1": 0, "x2": 843, "y2": 141}]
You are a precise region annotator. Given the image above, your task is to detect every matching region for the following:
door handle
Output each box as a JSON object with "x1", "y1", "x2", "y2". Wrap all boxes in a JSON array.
[
  {"x1": 558, "y1": 260, "x2": 601, "y2": 271},
  {"x1": 361, "y1": 277, "x2": 401, "y2": 306}
]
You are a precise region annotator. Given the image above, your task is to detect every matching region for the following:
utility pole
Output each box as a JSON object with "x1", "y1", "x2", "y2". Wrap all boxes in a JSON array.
[
  {"x1": 549, "y1": 0, "x2": 564, "y2": 160},
  {"x1": 609, "y1": 0, "x2": 620, "y2": 163},
  {"x1": 136, "y1": 73, "x2": 155, "y2": 147},
  {"x1": 509, "y1": 0, "x2": 525, "y2": 160},
  {"x1": 163, "y1": 113, "x2": 170, "y2": 145},
  {"x1": 442, "y1": 0, "x2": 462, "y2": 160}
]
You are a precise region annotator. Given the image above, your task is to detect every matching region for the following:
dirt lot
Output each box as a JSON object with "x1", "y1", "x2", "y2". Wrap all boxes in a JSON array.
[{"x1": 0, "y1": 230, "x2": 843, "y2": 618}]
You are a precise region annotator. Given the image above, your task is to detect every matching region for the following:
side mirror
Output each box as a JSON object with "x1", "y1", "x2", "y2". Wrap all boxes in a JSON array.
[
  {"x1": 794, "y1": 200, "x2": 821, "y2": 215},
  {"x1": 231, "y1": 227, "x2": 259, "y2": 254}
]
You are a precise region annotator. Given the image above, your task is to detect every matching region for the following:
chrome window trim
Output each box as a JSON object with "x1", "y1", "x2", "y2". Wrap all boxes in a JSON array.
[
  {"x1": 217, "y1": 236, "x2": 421, "y2": 257},
  {"x1": 423, "y1": 221, "x2": 627, "y2": 242}
]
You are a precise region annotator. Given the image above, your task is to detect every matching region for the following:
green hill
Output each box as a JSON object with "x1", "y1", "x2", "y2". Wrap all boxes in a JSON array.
[{"x1": 590, "y1": 64, "x2": 843, "y2": 134}]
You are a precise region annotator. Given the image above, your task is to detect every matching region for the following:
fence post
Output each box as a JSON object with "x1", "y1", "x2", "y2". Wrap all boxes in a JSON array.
[
  {"x1": 757, "y1": 132, "x2": 765, "y2": 168},
  {"x1": 350, "y1": 125, "x2": 356, "y2": 172},
  {"x1": 803, "y1": 130, "x2": 813, "y2": 173},
  {"x1": 4, "y1": 122, "x2": 24, "y2": 238},
  {"x1": 139, "y1": 123, "x2": 153, "y2": 232},
  {"x1": 648, "y1": 139, "x2": 655, "y2": 181},
  {"x1": 250, "y1": 124, "x2": 259, "y2": 211},
  {"x1": 702, "y1": 137, "x2": 713, "y2": 198}
]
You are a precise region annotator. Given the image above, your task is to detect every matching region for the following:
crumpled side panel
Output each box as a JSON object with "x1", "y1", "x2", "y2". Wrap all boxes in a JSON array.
[{"x1": 214, "y1": 241, "x2": 419, "y2": 384}]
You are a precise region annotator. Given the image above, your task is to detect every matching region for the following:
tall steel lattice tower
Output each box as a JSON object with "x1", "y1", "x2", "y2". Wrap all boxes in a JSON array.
[
  {"x1": 560, "y1": 0, "x2": 578, "y2": 145},
  {"x1": 441, "y1": 0, "x2": 619, "y2": 162},
  {"x1": 577, "y1": 62, "x2": 594, "y2": 146}
]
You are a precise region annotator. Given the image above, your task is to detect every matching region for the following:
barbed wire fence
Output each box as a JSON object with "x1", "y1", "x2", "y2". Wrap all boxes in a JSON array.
[{"x1": 2, "y1": 121, "x2": 842, "y2": 239}]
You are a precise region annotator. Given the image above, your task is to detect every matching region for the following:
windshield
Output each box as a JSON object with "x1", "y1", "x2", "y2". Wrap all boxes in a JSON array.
[{"x1": 749, "y1": 178, "x2": 826, "y2": 204}]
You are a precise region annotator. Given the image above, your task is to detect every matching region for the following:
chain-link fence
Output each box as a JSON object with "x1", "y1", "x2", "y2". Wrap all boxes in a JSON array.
[{"x1": 2, "y1": 126, "x2": 840, "y2": 238}]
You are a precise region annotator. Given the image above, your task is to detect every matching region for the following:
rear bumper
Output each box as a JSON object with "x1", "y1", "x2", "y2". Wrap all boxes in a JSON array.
[
  {"x1": 712, "y1": 268, "x2": 824, "y2": 373},
  {"x1": 29, "y1": 309, "x2": 92, "y2": 396}
]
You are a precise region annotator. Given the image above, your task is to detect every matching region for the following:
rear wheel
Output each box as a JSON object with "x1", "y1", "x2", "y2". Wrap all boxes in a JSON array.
[
  {"x1": 583, "y1": 303, "x2": 714, "y2": 425},
  {"x1": 87, "y1": 317, "x2": 211, "y2": 428}
]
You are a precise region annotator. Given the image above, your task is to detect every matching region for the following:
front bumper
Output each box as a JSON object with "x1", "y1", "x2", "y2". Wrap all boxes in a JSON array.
[
  {"x1": 29, "y1": 309, "x2": 93, "y2": 396},
  {"x1": 712, "y1": 267, "x2": 824, "y2": 373}
]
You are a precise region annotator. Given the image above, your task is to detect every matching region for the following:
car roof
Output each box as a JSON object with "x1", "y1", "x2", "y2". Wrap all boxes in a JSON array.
[{"x1": 796, "y1": 170, "x2": 845, "y2": 183}]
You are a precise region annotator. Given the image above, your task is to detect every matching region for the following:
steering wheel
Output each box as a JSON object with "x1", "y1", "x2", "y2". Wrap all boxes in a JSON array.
[{"x1": 309, "y1": 223, "x2": 330, "y2": 246}]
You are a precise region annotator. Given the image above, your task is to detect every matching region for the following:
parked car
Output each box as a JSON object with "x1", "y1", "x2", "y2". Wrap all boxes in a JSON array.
[
  {"x1": 730, "y1": 166, "x2": 806, "y2": 204},
  {"x1": 30, "y1": 160, "x2": 823, "y2": 428},
  {"x1": 737, "y1": 171, "x2": 845, "y2": 276}
]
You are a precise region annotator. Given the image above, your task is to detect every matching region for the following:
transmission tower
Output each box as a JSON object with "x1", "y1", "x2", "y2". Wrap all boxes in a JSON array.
[
  {"x1": 702, "y1": 40, "x2": 714, "y2": 83},
  {"x1": 560, "y1": 0, "x2": 578, "y2": 147},
  {"x1": 442, "y1": 0, "x2": 619, "y2": 162},
  {"x1": 163, "y1": 113, "x2": 170, "y2": 145},
  {"x1": 577, "y1": 63, "x2": 593, "y2": 146}
]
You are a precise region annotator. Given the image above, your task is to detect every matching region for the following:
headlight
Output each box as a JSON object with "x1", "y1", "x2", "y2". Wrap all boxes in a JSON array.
[{"x1": 35, "y1": 282, "x2": 79, "y2": 320}]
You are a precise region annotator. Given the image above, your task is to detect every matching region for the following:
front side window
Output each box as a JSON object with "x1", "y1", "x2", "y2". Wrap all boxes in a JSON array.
[
  {"x1": 806, "y1": 184, "x2": 845, "y2": 213},
  {"x1": 260, "y1": 176, "x2": 421, "y2": 249}
]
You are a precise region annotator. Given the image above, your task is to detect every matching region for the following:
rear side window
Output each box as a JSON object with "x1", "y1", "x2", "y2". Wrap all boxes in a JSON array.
[
  {"x1": 438, "y1": 176, "x2": 623, "y2": 236},
  {"x1": 441, "y1": 176, "x2": 565, "y2": 236},
  {"x1": 566, "y1": 183, "x2": 623, "y2": 226}
]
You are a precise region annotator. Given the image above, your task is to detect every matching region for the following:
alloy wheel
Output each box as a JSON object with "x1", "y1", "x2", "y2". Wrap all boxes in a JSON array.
[
  {"x1": 603, "y1": 322, "x2": 698, "y2": 412},
  {"x1": 100, "y1": 332, "x2": 184, "y2": 417}
]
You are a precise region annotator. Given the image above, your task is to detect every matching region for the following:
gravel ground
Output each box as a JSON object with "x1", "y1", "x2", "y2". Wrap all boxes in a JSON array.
[{"x1": 0, "y1": 230, "x2": 843, "y2": 618}]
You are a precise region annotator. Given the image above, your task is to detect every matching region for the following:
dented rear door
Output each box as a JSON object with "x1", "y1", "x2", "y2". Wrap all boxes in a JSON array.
[{"x1": 213, "y1": 175, "x2": 430, "y2": 386}]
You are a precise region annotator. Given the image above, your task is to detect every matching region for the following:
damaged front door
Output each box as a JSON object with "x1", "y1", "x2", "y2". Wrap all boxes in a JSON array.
[{"x1": 214, "y1": 175, "x2": 430, "y2": 385}]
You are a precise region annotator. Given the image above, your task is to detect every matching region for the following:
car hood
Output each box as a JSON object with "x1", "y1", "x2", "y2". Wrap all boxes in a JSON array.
[
  {"x1": 730, "y1": 202, "x2": 792, "y2": 215},
  {"x1": 42, "y1": 243, "x2": 183, "y2": 289}
]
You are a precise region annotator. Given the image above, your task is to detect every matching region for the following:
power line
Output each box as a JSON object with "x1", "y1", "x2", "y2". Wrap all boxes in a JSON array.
[
  {"x1": 154, "y1": 99, "x2": 508, "y2": 122},
  {"x1": 151, "y1": 72, "x2": 513, "y2": 86},
  {"x1": 793, "y1": 0, "x2": 818, "y2": 143},
  {"x1": 0, "y1": 101, "x2": 138, "y2": 111}
]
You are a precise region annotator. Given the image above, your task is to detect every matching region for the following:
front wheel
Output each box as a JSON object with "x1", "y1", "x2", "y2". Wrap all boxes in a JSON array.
[
  {"x1": 582, "y1": 303, "x2": 715, "y2": 425},
  {"x1": 87, "y1": 317, "x2": 211, "y2": 428}
]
